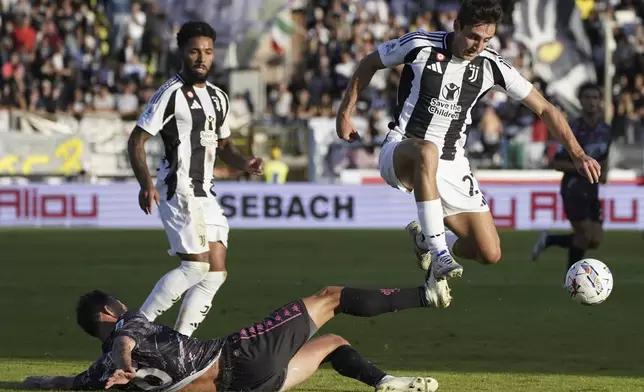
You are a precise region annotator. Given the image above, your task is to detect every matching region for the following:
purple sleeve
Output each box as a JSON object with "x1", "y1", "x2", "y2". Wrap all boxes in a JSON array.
[{"x1": 71, "y1": 353, "x2": 114, "y2": 390}]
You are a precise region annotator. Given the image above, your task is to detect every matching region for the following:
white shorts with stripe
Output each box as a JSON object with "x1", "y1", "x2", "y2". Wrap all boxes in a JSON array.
[
  {"x1": 378, "y1": 133, "x2": 490, "y2": 217},
  {"x1": 156, "y1": 181, "x2": 229, "y2": 256}
]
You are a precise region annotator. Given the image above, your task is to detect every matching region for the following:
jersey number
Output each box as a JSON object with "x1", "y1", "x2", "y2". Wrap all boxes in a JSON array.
[
  {"x1": 462, "y1": 173, "x2": 479, "y2": 197},
  {"x1": 133, "y1": 368, "x2": 173, "y2": 391}
]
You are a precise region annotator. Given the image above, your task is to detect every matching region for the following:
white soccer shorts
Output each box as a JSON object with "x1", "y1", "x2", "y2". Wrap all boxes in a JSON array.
[
  {"x1": 156, "y1": 182, "x2": 229, "y2": 256},
  {"x1": 379, "y1": 137, "x2": 490, "y2": 217}
]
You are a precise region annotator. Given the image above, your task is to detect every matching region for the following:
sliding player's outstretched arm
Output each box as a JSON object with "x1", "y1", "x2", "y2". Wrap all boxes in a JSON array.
[
  {"x1": 18, "y1": 350, "x2": 116, "y2": 390},
  {"x1": 104, "y1": 336, "x2": 137, "y2": 389},
  {"x1": 18, "y1": 376, "x2": 75, "y2": 390},
  {"x1": 18, "y1": 352, "x2": 115, "y2": 390}
]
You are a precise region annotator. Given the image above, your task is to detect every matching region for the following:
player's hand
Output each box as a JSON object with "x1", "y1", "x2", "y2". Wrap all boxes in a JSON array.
[
  {"x1": 105, "y1": 368, "x2": 136, "y2": 389},
  {"x1": 138, "y1": 185, "x2": 160, "y2": 215},
  {"x1": 246, "y1": 157, "x2": 264, "y2": 176},
  {"x1": 572, "y1": 153, "x2": 601, "y2": 184},
  {"x1": 336, "y1": 113, "x2": 361, "y2": 143}
]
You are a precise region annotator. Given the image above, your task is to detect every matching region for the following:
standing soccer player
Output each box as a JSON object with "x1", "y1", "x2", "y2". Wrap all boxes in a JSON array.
[
  {"x1": 335, "y1": 0, "x2": 601, "y2": 294},
  {"x1": 127, "y1": 21, "x2": 264, "y2": 337},
  {"x1": 531, "y1": 83, "x2": 611, "y2": 276}
]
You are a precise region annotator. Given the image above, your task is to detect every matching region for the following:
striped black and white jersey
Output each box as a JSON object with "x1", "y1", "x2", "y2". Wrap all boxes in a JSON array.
[
  {"x1": 136, "y1": 74, "x2": 231, "y2": 200},
  {"x1": 377, "y1": 30, "x2": 533, "y2": 162}
]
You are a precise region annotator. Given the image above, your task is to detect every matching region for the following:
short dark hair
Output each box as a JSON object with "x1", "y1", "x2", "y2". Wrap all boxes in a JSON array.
[
  {"x1": 76, "y1": 290, "x2": 117, "y2": 337},
  {"x1": 176, "y1": 21, "x2": 216, "y2": 49},
  {"x1": 457, "y1": 0, "x2": 504, "y2": 28},
  {"x1": 577, "y1": 82, "x2": 601, "y2": 100}
]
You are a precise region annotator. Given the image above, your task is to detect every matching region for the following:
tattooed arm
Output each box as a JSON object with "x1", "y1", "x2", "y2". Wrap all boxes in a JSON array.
[{"x1": 128, "y1": 126, "x2": 160, "y2": 214}]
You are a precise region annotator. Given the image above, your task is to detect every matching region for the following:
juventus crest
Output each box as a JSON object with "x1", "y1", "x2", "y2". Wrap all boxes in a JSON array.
[
  {"x1": 468, "y1": 64, "x2": 480, "y2": 82},
  {"x1": 211, "y1": 96, "x2": 221, "y2": 112}
]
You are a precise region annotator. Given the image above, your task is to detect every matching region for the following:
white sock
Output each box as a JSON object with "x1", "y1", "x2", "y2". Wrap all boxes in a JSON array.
[
  {"x1": 446, "y1": 230, "x2": 459, "y2": 255},
  {"x1": 139, "y1": 261, "x2": 209, "y2": 322},
  {"x1": 416, "y1": 200, "x2": 448, "y2": 254},
  {"x1": 174, "y1": 271, "x2": 227, "y2": 336}
]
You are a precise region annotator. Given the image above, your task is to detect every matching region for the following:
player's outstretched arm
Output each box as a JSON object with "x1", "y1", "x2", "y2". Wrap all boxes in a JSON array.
[
  {"x1": 336, "y1": 51, "x2": 386, "y2": 142},
  {"x1": 521, "y1": 89, "x2": 601, "y2": 183},
  {"x1": 18, "y1": 376, "x2": 75, "y2": 390},
  {"x1": 29, "y1": 352, "x2": 121, "y2": 390}
]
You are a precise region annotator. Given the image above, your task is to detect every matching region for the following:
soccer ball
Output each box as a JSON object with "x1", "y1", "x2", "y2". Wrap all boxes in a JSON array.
[{"x1": 565, "y1": 258, "x2": 613, "y2": 305}]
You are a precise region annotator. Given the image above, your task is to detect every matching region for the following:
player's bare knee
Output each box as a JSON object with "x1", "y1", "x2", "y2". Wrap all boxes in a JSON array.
[
  {"x1": 321, "y1": 333, "x2": 350, "y2": 349},
  {"x1": 319, "y1": 286, "x2": 343, "y2": 300},
  {"x1": 417, "y1": 141, "x2": 439, "y2": 169},
  {"x1": 315, "y1": 286, "x2": 343, "y2": 296},
  {"x1": 314, "y1": 286, "x2": 343, "y2": 308},
  {"x1": 480, "y1": 247, "x2": 501, "y2": 264}
]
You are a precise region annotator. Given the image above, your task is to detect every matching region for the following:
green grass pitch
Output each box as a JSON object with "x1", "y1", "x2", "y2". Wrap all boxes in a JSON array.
[{"x1": 1, "y1": 229, "x2": 643, "y2": 391}]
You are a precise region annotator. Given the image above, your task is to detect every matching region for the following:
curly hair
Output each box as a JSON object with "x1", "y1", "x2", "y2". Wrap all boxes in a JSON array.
[{"x1": 176, "y1": 21, "x2": 216, "y2": 49}]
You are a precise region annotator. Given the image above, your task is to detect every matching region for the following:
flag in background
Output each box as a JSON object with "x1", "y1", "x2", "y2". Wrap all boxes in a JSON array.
[
  {"x1": 271, "y1": 9, "x2": 296, "y2": 55},
  {"x1": 512, "y1": 0, "x2": 597, "y2": 116}
]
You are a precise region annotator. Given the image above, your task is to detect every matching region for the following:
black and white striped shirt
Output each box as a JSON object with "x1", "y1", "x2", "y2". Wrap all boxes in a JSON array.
[
  {"x1": 137, "y1": 74, "x2": 231, "y2": 199},
  {"x1": 377, "y1": 30, "x2": 533, "y2": 162}
]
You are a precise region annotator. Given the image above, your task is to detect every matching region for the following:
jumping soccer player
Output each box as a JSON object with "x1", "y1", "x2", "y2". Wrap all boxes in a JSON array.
[{"x1": 335, "y1": 0, "x2": 601, "y2": 285}]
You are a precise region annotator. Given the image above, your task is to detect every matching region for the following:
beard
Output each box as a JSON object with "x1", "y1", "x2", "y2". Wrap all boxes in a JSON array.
[{"x1": 188, "y1": 69, "x2": 208, "y2": 83}]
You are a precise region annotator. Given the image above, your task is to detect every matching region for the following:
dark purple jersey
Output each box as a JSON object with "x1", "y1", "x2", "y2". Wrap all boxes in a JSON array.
[
  {"x1": 72, "y1": 311, "x2": 225, "y2": 391},
  {"x1": 555, "y1": 117, "x2": 612, "y2": 196}
]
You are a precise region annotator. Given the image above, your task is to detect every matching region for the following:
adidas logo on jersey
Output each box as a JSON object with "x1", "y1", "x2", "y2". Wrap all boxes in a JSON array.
[
  {"x1": 190, "y1": 100, "x2": 202, "y2": 110},
  {"x1": 427, "y1": 62, "x2": 442, "y2": 74}
]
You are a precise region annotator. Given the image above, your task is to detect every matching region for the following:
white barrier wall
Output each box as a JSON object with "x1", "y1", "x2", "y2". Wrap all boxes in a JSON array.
[{"x1": 0, "y1": 183, "x2": 642, "y2": 230}]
